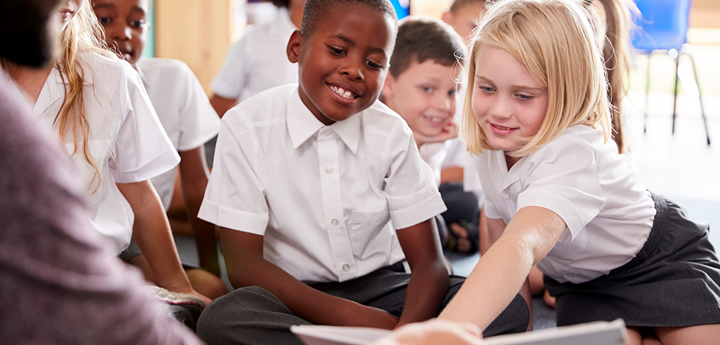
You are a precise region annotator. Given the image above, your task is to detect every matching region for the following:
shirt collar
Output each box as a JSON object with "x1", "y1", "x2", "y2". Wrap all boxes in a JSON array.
[{"x1": 286, "y1": 88, "x2": 361, "y2": 154}]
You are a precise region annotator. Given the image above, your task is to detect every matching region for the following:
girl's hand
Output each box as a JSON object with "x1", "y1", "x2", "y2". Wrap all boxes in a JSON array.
[
  {"x1": 371, "y1": 319, "x2": 482, "y2": 345},
  {"x1": 414, "y1": 120, "x2": 459, "y2": 147}
]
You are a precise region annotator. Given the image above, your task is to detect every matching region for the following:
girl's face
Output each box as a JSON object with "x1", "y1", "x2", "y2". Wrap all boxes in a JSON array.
[
  {"x1": 58, "y1": 0, "x2": 85, "y2": 28},
  {"x1": 472, "y1": 44, "x2": 548, "y2": 153}
]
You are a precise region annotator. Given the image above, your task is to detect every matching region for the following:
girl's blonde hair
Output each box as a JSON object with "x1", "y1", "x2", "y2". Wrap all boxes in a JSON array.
[{"x1": 462, "y1": 0, "x2": 610, "y2": 158}]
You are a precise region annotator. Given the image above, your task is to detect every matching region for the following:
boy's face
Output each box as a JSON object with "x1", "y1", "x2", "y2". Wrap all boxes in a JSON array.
[
  {"x1": 287, "y1": 3, "x2": 395, "y2": 125},
  {"x1": 383, "y1": 60, "x2": 459, "y2": 139},
  {"x1": 442, "y1": 1, "x2": 485, "y2": 41},
  {"x1": 472, "y1": 44, "x2": 548, "y2": 153},
  {"x1": 93, "y1": 0, "x2": 149, "y2": 66}
]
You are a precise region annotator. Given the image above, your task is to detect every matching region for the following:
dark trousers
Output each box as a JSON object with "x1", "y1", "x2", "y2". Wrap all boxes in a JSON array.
[{"x1": 197, "y1": 263, "x2": 529, "y2": 345}]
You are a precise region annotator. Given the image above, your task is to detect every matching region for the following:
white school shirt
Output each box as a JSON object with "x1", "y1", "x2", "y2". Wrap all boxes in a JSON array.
[
  {"x1": 24, "y1": 52, "x2": 180, "y2": 254},
  {"x1": 476, "y1": 125, "x2": 656, "y2": 284},
  {"x1": 420, "y1": 139, "x2": 484, "y2": 204},
  {"x1": 210, "y1": 7, "x2": 298, "y2": 103},
  {"x1": 199, "y1": 84, "x2": 447, "y2": 283},
  {"x1": 136, "y1": 58, "x2": 221, "y2": 210}
]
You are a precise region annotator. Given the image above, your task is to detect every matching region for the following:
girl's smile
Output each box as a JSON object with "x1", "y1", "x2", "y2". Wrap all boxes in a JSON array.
[{"x1": 472, "y1": 44, "x2": 548, "y2": 153}]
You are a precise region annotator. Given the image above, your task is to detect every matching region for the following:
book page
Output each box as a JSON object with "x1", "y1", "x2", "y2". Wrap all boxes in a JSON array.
[{"x1": 291, "y1": 319, "x2": 628, "y2": 345}]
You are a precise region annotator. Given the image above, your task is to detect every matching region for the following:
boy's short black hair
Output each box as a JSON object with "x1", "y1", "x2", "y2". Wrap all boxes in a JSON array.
[
  {"x1": 389, "y1": 16, "x2": 465, "y2": 78},
  {"x1": 301, "y1": 0, "x2": 397, "y2": 38},
  {"x1": 270, "y1": 0, "x2": 290, "y2": 8},
  {"x1": 449, "y1": 0, "x2": 485, "y2": 14}
]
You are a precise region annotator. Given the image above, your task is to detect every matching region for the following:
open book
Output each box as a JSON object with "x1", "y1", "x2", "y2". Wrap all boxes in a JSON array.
[{"x1": 291, "y1": 319, "x2": 628, "y2": 345}]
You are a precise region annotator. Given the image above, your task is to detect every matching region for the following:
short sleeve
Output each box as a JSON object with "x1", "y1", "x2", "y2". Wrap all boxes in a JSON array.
[
  {"x1": 383, "y1": 124, "x2": 447, "y2": 229},
  {"x1": 176, "y1": 63, "x2": 221, "y2": 151},
  {"x1": 111, "y1": 65, "x2": 180, "y2": 183},
  {"x1": 516, "y1": 137, "x2": 606, "y2": 242},
  {"x1": 198, "y1": 117, "x2": 269, "y2": 234},
  {"x1": 442, "y1": 138, "x2": 467, "y2": 168},
  {"x1": 210, "y1": 37, "x2": 249, "y2": 100}
]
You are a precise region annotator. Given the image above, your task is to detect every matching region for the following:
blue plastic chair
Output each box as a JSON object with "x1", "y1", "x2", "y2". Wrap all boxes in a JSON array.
[{"x1": 632, "y1": 0, "x2": 710, "y2": 145}]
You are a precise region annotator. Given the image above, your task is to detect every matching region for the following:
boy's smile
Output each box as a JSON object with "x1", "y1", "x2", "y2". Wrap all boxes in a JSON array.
[
  {"x1": 287, "y1": 3, "x2": 396, "y2": 125},
  {"x1": 382, "y1": 60, "x2": 459, "y2": 139}
]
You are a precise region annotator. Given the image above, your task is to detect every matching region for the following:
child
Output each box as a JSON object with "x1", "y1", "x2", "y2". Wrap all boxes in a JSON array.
[
  {"x1": 379, "y1": 16, "x2": 480, "y2": 253},
  {"x1": 92, "y1": 0, "x2": 228, "y2": 299},
  {"x1": 439, "y1": 0, "x2": 720, "y2": 343},
  {"x1": 1, "y1": 0, "x2": 210, "y2": 304},
  {"x1": 441, "y1": 0, "x2": 486, "y2": 43},
  {"x1": 209, "y1": 0, "x2": 307, "y2": 117},
  {"x1": 196, "y1": 0, "x2": 529, "y2": 343}
]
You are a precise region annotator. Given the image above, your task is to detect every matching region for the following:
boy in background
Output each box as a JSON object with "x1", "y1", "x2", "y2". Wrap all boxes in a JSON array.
[
  {"x1": 442, "y1": 0, "x2": 486, "y2": 42},
  {"x1": 380, "y1": 16, "x2": 480, "y2": 253},
  {"x1": 209, "y1": 0, "x2": 307, "y2": 117},
  {"x1": 93, "y1": 0, "x2": 228, "y2": 299},
  {"x1": 196, "y1": 0, "x2": 529, "y2": 344}
]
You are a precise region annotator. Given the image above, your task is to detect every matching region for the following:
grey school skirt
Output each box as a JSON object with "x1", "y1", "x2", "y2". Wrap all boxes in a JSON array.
[{"x1": 544, "y1": 193, "x2": 720, "y2": 328}]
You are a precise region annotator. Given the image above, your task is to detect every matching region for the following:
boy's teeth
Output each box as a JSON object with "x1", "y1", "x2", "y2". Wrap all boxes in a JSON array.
[
  {"x1": 330, "y1": 85, "x2": 355, "y2": 99},
  {"x1": 424, "y1": 116, "x2": 443, "y2": 123}
]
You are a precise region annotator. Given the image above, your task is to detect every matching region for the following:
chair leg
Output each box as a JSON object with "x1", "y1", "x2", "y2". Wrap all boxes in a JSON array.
[
  {"x1": 671, "y1": 51, "x2": 680, "y2": 135},
  {"x1": 644, "y1": 54, "x2": 651, "y2": 134},
  {"x1": 685, "y1": 51, "x2": 711, "y2": 145}
]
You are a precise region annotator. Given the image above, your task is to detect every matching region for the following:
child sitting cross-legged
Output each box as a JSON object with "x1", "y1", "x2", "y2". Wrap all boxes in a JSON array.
[
  {"x1": 195, "y1": 1, "x2": 530, "y2": 344},
  {"x1": 92, "y1": 0, "x2": 228, "y2": 300}
]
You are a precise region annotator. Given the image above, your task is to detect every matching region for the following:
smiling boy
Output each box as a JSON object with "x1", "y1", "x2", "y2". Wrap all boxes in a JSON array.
[
  {"x1": 197, "y1": 0, "x2": 528, "y2": 343},
  {"x1": 194, "y1": 0, "x2": 521, "y2": 344}
]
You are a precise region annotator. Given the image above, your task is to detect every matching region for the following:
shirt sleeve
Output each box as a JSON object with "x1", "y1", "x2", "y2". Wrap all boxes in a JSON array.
[
  {"x1": 210, "y1": 36, "x2": 249, "y2": 100},
  {"x1": 516, "y1": 135, "x2": 606, "y2": 242},
  {"x1": 110, "y1": 64, "x2": 180, "y2": 183},
  {"x1": 198, "y1": 116, "x2": 270, "y2": 234},
  {"x1": 383, "y1": 122, "x2": 447, "y2": 229},
  {"x1": 441, "y1": 138, "x2": 467, "y2": 168},
  {"x1": 176, "y1": 63, "x2": 221, "y2": 152}
]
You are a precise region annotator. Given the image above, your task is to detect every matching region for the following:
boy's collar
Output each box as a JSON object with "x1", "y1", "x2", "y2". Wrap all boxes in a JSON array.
[{"x1": 287, "y1": 87, "x2": 360, "y2": 154}]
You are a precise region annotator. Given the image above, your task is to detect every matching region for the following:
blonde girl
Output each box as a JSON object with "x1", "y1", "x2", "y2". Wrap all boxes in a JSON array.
[
  {"x1": 439, "y1": 0, "x2": 720, "y2": 344},
  {"x1": 2, "y1": 0, "x2": 210, "y2": 304}
]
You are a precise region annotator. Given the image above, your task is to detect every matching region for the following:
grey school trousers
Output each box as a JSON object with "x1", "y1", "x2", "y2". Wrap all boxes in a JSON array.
[{"x1": 196, "y1": 263, "x2": 530, "y2": 345}]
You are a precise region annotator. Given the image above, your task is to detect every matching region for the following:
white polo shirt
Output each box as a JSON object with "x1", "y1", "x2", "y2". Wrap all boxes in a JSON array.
[
  {"x1": 476, "y1": 125, "x2": 656, "y2": 284},
  {"x1": 136, "y1": 58, "x2": 221, "y2": 210},
  {"x1": 25, "y1": 52, "x2": 180, "y2": 254},
  {"x1": 210, "y1": 8, "x2": 298, "y2": 103},
  {"x1": 199, "y1": 84, "x2": 447, "y2": 283}
]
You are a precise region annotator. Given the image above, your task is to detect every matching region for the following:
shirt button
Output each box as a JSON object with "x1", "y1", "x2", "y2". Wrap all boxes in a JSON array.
[
  {"x1": 331, "y1": 219, "x2": 339, "y2": 227},
  {"x1": 342, "y1": 264, "x2": 350, "y2": 272},
  {"x1": 325, "y1": 166, "x2": 333, "y2": 174}
]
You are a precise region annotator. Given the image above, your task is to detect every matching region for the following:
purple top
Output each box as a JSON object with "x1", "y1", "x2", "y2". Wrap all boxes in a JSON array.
[{"x1": 0, "y1": 71, "x2": 203, "y2": 344}]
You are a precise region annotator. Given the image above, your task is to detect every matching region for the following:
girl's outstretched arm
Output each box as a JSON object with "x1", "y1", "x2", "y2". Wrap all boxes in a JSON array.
[
  {"x1": 117, "y1": 180, "x2": 211, "y2": 305},
  {"x1": 439, "y1": 206, "x2": 566, "y2": 330}
]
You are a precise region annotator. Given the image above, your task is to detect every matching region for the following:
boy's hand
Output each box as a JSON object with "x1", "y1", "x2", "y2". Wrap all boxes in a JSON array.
[
  {"x1": 342, "y1": 302, "x2": 399, "y2": 330},
  {"x1": 413, "y1": 120, "x2": 459, "y2": 147}
]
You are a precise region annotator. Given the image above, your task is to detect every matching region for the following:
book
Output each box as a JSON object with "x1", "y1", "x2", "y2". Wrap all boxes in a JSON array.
[{"x1": 291, "y1": 319, "x2": 628, "y2": 345}]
